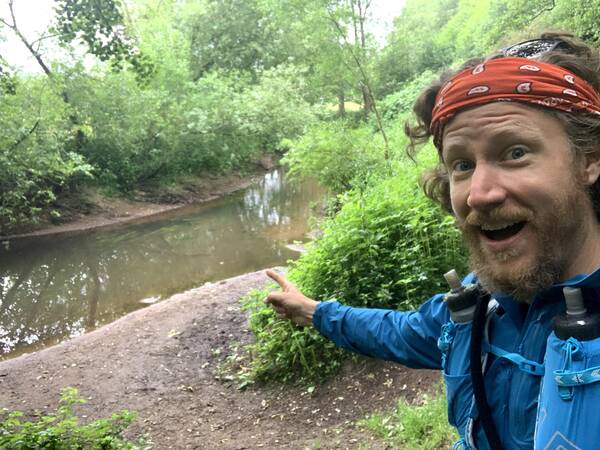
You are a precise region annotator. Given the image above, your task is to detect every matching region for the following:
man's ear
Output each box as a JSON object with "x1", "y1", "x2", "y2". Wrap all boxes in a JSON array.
[{"x1": 582, "y1": 149, "x2": 600, "y2": 186}]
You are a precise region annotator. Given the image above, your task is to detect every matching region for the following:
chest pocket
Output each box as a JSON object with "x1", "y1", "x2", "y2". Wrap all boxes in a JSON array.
[{"x1": 438, "y1": 321, "x2": 474, "y2": 434}]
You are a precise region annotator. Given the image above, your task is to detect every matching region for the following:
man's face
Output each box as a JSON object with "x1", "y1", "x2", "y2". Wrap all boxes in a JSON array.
[{"x1": 442, "y1": 102, "x2": 600, "y2": 301}]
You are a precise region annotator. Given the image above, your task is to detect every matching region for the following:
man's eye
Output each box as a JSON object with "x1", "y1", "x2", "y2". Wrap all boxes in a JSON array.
[
  {"x1": 452, "y1": 160, "x2": 474, "y2": 172},
  {"x1": 509, "y1": 147, "x2": 527, "y2": 159}
]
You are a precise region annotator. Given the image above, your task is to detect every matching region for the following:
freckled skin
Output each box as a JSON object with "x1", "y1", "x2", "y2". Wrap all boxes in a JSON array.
[{"x1": 443, "y1": 102, "x2": 600, "y2": 295}]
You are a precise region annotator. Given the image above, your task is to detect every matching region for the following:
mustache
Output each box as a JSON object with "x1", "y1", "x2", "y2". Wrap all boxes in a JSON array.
[{"x1": 462, "y1": 208, "x2": 534, "y2": 227}]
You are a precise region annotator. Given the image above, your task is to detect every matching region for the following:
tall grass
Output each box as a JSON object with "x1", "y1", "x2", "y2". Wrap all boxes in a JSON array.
[{"x1": 358, "y1": 384, "x2": 458, "y2": 450}]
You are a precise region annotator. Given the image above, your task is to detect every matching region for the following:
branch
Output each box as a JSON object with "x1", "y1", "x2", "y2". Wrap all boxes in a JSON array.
[
  {"x1": 8, "y1": 0, "x2": 17, "y2": 28},
  {"x1": 327, "y1": 12, "x2": 390, "y2": 160},
  {"x1": 5, "y1": 0, "x2": 53, "y2": 77},
  {"x1": 0, "y1": 17, "x2": 15, "y2": 29},
  {"x1": 10, "y1": 119, "x2": 40, "y2": 151},
  {"x1": 532, "y1": 0, "x2": 555, "y2": 21},
  {"x1": 30, "y1": 33, "x2": 63, "y2": 48}
]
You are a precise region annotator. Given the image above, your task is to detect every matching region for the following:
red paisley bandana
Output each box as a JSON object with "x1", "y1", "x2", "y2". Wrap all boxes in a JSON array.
[{"x1": 430, "y1": 57, "x2": 600, "y2": 148}]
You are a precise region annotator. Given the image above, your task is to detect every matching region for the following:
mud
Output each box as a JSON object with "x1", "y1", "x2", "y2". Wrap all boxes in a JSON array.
[{"x1": 0, "y1": 270, "x2": 441, "y2": 449}]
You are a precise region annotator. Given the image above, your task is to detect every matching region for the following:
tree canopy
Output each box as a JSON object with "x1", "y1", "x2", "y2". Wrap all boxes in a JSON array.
[{"x1": 1, "y1": 0, "x2": 599, "y2": 233}]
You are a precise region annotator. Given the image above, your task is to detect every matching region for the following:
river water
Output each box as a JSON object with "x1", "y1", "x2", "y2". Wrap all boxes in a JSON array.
[{"x1": 0, "y1": 169, "x2": 326, "y2": 359}]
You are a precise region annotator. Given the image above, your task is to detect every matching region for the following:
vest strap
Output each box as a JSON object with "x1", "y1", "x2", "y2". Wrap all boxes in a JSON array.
[{"x1": 483, "y1": 342, "x2": 545, "y2": 376}]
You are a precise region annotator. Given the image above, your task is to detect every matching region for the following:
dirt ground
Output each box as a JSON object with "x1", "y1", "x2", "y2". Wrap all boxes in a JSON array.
[{"x1": 0, "y1": 270, "x2": 442, "y2": 449}]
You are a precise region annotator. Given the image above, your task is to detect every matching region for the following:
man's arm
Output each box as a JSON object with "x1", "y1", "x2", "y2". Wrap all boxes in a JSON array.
[{"x1": 264, "y1": 270, "x2": 447, "y2": 370}]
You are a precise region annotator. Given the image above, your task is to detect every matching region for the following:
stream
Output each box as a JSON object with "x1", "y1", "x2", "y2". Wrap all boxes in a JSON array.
[{"x1": 0, "y1": 169, "x2": 326, "y2": 359}]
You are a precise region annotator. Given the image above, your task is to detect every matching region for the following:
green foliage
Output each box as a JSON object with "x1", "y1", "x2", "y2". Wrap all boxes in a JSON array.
[
  {"x1": 224, "y1": 287, "x2": 345, "y2": 385},
  {"x1": 235, "y1": 153, "x2": 467, "y2": 383},
  {"x1": 374, "y1": 0, "x2": 458, "y2": 97},
  {"x1": 290, "y1": 165, "x2": 467, "y2": 310},
  {"x1": 544, "y1": 0, "x2": 600, "y2": 47},
  {"x1": 177, "y1": 65, "x2": 315, "y2": 175},
  {"x1": 379, "y1": 71, "x2": 437, "y2": 122},
  {"x1": 281, "y1": 120, "x2": 393, "y2": 194},
  {"x1": 434, "y1": 0, "x2": 493, "y2": 60},
  {"x1": 66, "y1": 70, "x2": 170, "y2": 191},
  {"x1": 64, "y1": 63, "x2": 315, "y2": 191},
  {"x1": 0, "y1": 387, "x2": 149, "y2": 449},
  {"x1": 186, "y1": 0, "x2": 287, "y2": 80},
  {"x1": 358, "y1": 384, "x2": 458, "y2": 449},
  {"x1": 0, "y1": 57, "x2": 16, "y2": 95},
  {"x1": 373, "y1": 0, "x2": 600, "y2": 96},
  {"x1": 0, "y1": 78, "x2": 93, "y2": 234},
  {"x1": 54, "y1": 0, "x2": 154, "y2": 81}
]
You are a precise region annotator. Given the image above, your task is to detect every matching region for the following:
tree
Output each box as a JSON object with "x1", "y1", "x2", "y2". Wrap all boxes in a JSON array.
[
  {"x1": 186, "y1": 0, "x2": 288, "y2": 80},
  {"x1": 374, "y1": 0, "x2": 459, "y2": 97},
  {"x1": 53, "y1": 0, "x2": 154, "y2": 81}
]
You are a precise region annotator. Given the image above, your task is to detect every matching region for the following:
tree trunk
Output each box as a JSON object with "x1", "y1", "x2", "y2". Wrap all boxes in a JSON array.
[
  {"x1": 337, "y1": 89, "x2": 346, "y2": 117},
  {"x1": 361, "y1": 84, "x2": 372, "y2": 118}
]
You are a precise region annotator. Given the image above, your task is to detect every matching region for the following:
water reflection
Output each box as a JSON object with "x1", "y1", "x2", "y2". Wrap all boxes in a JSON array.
[{"x1": 0, "y1": 169, "x2": 325, "y2": 359}]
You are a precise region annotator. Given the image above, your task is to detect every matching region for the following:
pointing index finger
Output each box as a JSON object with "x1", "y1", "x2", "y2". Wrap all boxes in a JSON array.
[{"x1": 266, "y1": 269, "x2": 289, "y2": 289}]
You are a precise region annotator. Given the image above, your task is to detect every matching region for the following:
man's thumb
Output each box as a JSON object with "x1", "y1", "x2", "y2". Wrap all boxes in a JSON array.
[{"x1": 264, "y1": 291, "x2": 288, "y2": 306}]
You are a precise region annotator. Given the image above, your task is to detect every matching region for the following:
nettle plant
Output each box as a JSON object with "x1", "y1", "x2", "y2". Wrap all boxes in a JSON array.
[
  {"x1": 232, "y1": 157, "x2": 467, "y2": 384},
  {"x1": 0, "y1": 387, "x2": 150, "y2": 450}
]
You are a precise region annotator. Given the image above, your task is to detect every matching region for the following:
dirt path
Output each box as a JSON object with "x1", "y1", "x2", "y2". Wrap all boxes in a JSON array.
[{"x1": 0, "y1": 270, "x2": 441, "y2": 449}]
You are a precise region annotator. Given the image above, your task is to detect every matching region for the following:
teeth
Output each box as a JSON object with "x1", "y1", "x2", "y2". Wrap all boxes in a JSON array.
[{"x1": 480, "y1": 221, "x2": 520, "y2": 231}]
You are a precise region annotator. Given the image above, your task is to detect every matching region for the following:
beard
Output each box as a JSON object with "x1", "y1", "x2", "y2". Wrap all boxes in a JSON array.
[{"x1": 458, "y1": 182, "x2": 589, "y2": 303}]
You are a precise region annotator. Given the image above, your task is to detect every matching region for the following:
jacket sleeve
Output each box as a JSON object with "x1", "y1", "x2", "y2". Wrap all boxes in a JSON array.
[{"x1": 312, "y1": 294, "x2": 449, "y2": 370}]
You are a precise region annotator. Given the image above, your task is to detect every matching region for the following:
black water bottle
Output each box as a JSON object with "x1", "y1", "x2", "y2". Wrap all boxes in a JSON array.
[
  {"x1": 443, "y1": 269, "x2": 479, "y2": 323},
  {"x1": 553, "y1": 287, "x2": 600, "y2": 341}
]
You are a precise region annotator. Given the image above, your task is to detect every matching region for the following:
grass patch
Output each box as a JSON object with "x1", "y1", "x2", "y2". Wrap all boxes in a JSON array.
[
  {"x1": 357, "y1": 384, "x2": 457, "y2": 450},
  {"x1": 0, "y1": 387, "x2": 150, "y2": 449},
  {"x1": 323, "y1": 101, "x2": 363, "y2": 112}
]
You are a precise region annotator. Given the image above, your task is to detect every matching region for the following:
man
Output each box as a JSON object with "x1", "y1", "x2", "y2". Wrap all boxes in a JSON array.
[{"x1": 265, "y1": 32, "x2": 600, "y2": 449}]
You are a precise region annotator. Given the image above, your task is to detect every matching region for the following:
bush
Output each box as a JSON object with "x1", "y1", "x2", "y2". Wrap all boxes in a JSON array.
[
  {"x1": 0, "y1": 387, "x2": 150, "y2": 449},
  {"x1": 281, "y1": 120, "x2": 394, "y2": 194},
  {"x1": 235, "y1": 153, "x2": 467, "y2": 383},
  {"x1": 67, "y1": 64, "x2": 315, "y2": 192},
  {"x1": 67, "y1": 70, "x2": 177, "y2": 191},
  {"x1": 0, "y1": 78, "x2": 93, "y2": 234},
  {"x1": 291, "y1": 162, "x2": 467, "y2": 310},
  {"x1": 379, "y1": 70, "x2": 437, "y2": 122},
  {"x1": 224, "y1": 287, "x2": 345, "y2": 386},
  {"x1": 178, "y1": 65, "x2": 316, "y2": 176}
]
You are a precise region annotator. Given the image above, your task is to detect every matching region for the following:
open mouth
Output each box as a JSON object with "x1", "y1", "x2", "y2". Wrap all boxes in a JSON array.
[{"x1": 480, "y1": 221, "x2": 526, "y2": 241}]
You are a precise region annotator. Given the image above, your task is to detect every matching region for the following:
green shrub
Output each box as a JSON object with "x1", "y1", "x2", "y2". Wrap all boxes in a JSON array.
[
  {"x1": 0, "y1": 387, "x2": 150, "y2": 449},
  {"x1": 358, "y1": 384, "x2": 458, "y2": 449},
  {"x1": 224, "y1": 287, "x2": 345, "y2": 386},
  {"x1": 67, "y1": 65, "x2": 315, "y2": 192},
  {"x1": 379, "y1": 70, "x2": 437, "y2": 122},
  {"x1": 67, "y1": 70, "x2": 177, "y2": 191},
  {"x1": 0, "y1": 78, "x2": 93, "y2": 234},
  {"x1": 178, "y1": 65, "x2": 316, "y2": 176},
  {"x1": 291, "y1": 161, "x2": 467, "y2": 310},
  {"x1": 235, "y1": 153, "x2": 467, "y2": 383},
  {"x1": 281, "y1": 120, "x2": 394, "y2": 194}
]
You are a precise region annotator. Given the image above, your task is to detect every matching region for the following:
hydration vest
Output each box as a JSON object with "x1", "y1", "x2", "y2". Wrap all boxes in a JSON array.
[{"x1": 442, "y1": 271, "x2": 600, "y2": 450}]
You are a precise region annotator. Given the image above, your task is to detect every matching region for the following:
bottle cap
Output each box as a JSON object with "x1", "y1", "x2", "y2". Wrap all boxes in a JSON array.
[
  {"x1": 444, "y1": 269, "x2": 462, "y2": 291},
  {"x1": 563, "y1": 287, "x2": 587, "y2": 317}
]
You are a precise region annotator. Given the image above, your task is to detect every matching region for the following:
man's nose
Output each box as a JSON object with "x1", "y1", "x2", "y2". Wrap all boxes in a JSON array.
[{"x1": 466, "y1": 163, "x2": 507, "y2": 210}]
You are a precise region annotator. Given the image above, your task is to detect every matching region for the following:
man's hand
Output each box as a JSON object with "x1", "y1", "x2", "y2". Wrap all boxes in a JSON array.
[{"x1": 264, "y1": 269, "x2": 318, "y2": 326}]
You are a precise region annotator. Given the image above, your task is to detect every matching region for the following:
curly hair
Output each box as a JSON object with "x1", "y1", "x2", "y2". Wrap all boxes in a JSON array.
[{"x1": 405, "y1": 31, "x2": 600, "y2": 220}]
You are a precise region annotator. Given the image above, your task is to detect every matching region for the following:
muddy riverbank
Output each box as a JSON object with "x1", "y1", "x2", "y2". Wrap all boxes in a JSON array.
[
  {"x1": 3, "y1": 160, "x2": 277, "y2": 241},
  {"x1": 0, "y1": 270, "x2": 441, "y2": 449}
]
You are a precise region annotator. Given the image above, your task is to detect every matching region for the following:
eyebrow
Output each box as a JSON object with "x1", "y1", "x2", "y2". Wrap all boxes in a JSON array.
[{"x1": 442, "y1": 125, "x2": 545, "y2": 160}]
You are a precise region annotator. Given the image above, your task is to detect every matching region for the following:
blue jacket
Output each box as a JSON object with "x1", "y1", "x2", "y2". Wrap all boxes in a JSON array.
[{"x1": 312, "y1": 268, "x2": 600, "y2": 449}]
